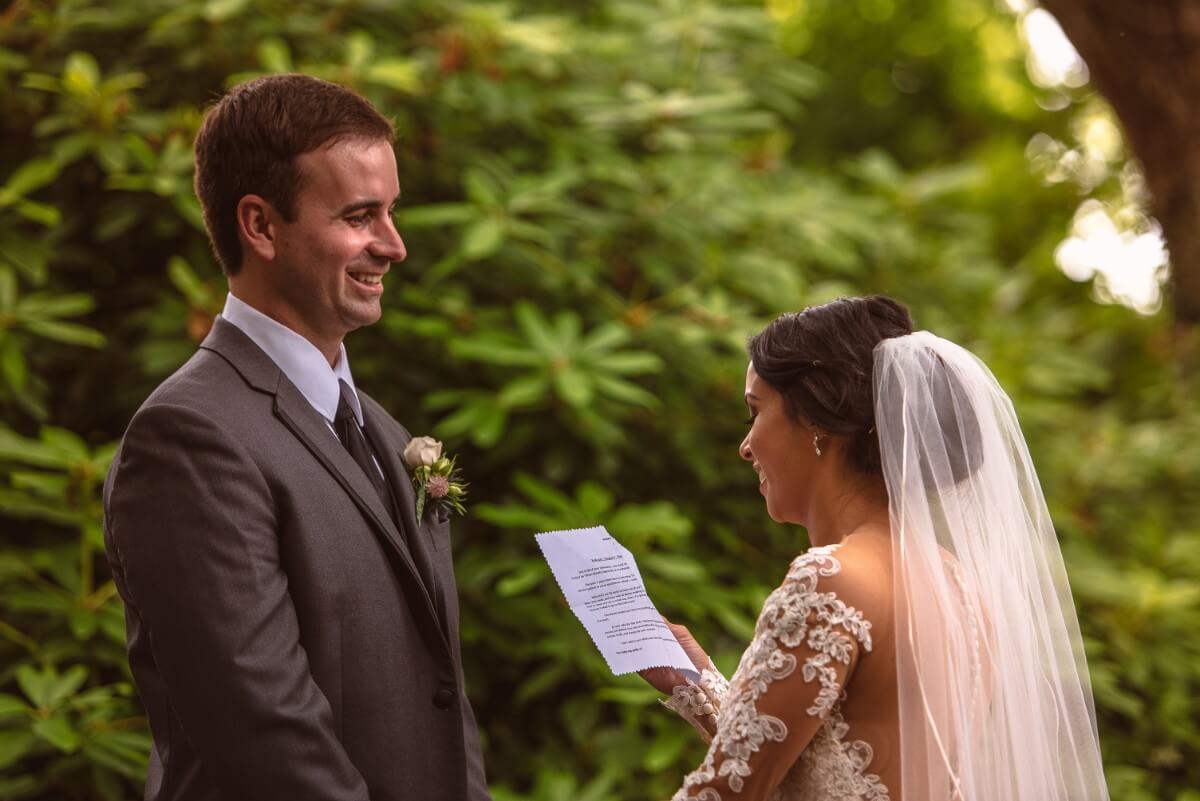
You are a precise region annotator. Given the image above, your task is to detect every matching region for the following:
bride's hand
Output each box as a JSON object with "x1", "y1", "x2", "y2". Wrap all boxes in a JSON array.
[{"x1": 639, "y1": 620, "x2": 712, "y2": 695}]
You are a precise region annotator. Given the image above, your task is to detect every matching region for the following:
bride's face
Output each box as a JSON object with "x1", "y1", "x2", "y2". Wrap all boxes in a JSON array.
[{"x1": 739, "y1": 363, "x2": 820, "y2": 525}]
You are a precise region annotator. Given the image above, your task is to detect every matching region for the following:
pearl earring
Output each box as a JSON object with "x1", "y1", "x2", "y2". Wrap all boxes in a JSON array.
[{"x1": 813, "y1": 433, "x2": 822, "y2": 457}]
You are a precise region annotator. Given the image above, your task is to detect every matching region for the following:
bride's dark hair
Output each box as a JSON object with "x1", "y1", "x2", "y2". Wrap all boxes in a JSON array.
[{"x1": 748, "y1": 295, "x2": 914, "y2": 476}]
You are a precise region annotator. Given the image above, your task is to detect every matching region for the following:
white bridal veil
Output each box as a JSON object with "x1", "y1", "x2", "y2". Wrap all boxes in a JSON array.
[{"x1": 873, "y1": 332, "x2": 1108, "y2": 801}]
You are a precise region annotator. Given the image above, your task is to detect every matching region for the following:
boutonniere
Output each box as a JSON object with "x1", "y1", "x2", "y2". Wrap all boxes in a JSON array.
[{"x1": 402, "y1": 436, "x2": 467, "y2": 521}]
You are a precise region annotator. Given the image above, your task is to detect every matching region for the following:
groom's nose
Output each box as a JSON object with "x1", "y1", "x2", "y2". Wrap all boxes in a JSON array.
[{"x1": 370, "y1": 215, "x2": 407, "y2": 263}]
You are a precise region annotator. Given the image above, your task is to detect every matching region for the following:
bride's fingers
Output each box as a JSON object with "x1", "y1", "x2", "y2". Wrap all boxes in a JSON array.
[
  {"x1": 666, "y1": 622, "x2": 698, "y2": 652},
  {"x1": 665, "y1": 623, "x2": 710, "y2": 670},
  {"x1": 639, "y1": 666, "x2": 686, "y2": 694}
]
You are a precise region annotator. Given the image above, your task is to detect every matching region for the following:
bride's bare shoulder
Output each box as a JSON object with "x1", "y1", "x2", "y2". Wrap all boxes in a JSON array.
[{"x1": 839, "y1": 526, "x2": 894, "y2": 565}]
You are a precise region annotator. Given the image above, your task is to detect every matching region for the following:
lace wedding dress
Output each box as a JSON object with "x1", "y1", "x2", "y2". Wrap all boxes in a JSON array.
[{"x1": 664, "y1": 542, "x2": 898, "y2": 801}]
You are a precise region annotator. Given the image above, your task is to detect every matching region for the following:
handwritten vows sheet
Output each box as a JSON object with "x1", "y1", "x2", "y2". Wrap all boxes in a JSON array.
[{"x1": 536, "y1": 526, "x2": 698, "y2": 679}]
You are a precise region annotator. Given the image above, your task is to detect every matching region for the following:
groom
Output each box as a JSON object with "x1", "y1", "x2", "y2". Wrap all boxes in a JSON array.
[{"x1": 103, "y1": 75, "x2": 491, "y2": 801}]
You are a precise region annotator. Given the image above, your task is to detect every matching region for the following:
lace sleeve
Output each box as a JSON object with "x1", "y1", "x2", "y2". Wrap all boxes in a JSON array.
[
  {"x1": 662, "y1": 668, "x2": 730, "y2": 742},
  {"x1": 670, "y1": 545, "x2": 873, "y2": 801}
]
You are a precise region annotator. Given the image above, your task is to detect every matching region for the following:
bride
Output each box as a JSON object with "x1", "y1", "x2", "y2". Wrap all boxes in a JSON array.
[{"x1": 639, "y1": 295, "x2": 1109, "y2": 801}]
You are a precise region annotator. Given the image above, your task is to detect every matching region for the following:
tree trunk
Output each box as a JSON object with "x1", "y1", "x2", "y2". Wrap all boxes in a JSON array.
[{"x1": 1040, "y1": 0, "x2": 1200, "y2": 323}]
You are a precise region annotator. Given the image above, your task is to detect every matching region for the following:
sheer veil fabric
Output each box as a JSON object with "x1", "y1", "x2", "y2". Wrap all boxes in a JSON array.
[{"x1": 873, "y1": 332, "x2": 1108, "y2": 801}]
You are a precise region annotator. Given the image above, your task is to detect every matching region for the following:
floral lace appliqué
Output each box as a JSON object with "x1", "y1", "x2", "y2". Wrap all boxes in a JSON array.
[
  {"x1": 670, "y1": 545, "x2": 889, "y2": 801},
  {"x1": 782, "y1": 713, "x2": 890, "y2": 801},
  {"x1": 664, "y1": 669, "x2": 730, "y2": 743}
]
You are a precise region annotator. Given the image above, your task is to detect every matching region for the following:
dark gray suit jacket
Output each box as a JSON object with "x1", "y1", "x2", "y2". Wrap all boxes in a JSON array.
[{"x1": 103, "y1": 318, "x2": 491, "y2": 801}]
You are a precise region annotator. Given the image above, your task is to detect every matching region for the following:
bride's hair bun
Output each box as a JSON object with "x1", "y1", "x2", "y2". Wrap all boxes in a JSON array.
[{"x1": 748, "y1": 295, "x2": 913, "y2": 477}]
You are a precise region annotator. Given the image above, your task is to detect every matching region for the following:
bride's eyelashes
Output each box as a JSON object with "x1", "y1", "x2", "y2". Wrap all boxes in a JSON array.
[{"x1": 744, "y1": 413, "x2": 757, "y2": 425}]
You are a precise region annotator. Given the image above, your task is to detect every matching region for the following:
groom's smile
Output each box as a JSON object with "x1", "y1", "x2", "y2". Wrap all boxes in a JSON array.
[
  {"x1": 346, "y1": 263, "x2": 388, "y2": 297},
  {"x1": 348, "y1": 270, "x2": 385, "y2": 289}
]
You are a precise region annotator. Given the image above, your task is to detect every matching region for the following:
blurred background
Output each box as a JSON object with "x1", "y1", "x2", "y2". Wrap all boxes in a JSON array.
[{"x1": 1, "y1": 0, "x2": 1198, "y2": 799}]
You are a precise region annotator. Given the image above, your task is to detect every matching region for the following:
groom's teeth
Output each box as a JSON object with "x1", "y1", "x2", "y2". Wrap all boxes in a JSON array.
[{"x1": 350, "y1": 272, "x2": 381, "y2": 285}]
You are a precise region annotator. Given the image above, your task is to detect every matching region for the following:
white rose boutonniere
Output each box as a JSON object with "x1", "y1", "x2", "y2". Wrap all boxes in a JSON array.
[
  {"x1": 402, "y1": 436, "x2": 467, "y2": 521},
  {"x1": 402, "y1": 436, "x2": 443, "y2": 467}
]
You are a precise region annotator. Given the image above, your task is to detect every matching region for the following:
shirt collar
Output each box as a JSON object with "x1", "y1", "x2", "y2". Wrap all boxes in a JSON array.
[{"x1": 220, "y1": 292, "x2": 363, "y2": 426}]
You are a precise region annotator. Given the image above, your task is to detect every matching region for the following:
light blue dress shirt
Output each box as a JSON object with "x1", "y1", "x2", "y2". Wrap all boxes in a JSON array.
[{"x1": 220, "y1": 292, "x2": 365, "y2": 430}]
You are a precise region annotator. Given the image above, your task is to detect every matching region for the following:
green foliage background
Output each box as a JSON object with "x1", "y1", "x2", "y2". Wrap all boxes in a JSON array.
[{"x1": 1, "y1": 0, "x2": 1198, "y2": 799}]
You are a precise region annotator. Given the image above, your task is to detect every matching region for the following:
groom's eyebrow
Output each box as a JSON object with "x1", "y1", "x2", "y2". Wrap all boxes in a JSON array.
[{"x1": 336, "y1": 193, "x2": 402, "y2": 216}]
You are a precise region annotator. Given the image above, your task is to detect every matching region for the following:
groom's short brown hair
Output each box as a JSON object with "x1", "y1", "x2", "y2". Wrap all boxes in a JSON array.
[{"x1": 193, "y1": 74, "x2": 395, "y2": 276}]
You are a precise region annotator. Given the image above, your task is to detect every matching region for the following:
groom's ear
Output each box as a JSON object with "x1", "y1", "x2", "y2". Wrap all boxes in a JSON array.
[{"x1": 236, "y1": 194, "x2": 279, "y2": 263}]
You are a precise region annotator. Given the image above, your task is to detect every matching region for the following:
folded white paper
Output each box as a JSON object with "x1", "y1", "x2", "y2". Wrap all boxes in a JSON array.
[{"x1": 536, "y1": 525, "x2": 698, "y2": 680}]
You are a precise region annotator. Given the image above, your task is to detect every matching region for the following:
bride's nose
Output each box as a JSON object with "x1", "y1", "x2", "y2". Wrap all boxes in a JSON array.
[{"x1": 739, "y1": 433, "x2": 752, "y2": 461}]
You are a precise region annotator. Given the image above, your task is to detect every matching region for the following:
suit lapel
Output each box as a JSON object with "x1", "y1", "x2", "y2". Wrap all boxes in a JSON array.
[
  {"x1": 272, "y1": 381, "x2": 399, "y2": 547},
  {"x1": 200, "y1": 318, "x2": 449, "y2": 653},
  {"x1": 359, "y1": 401, "x2": 421, "y2": 538},
  {"x1": 360, "y1": 398, "x2": 448, "y2": 631}
]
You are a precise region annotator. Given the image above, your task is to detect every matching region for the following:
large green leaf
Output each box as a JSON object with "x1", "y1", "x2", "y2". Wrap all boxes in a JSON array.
[
  {"x1": 31, "y1": 715, "x2": 79, "y2": 753},
  {"x1": 0, "y1": 730, "x2": 36, "y2": 770},
  {"x1": 24, "y1": 320, "x2": 106, "y2": 348},
  {"x1": 0, "y1": 158, "x2": 62, "y2": 204},
  {"x1": 0, "y1": 697, "x2": 30, "y2": 724}
]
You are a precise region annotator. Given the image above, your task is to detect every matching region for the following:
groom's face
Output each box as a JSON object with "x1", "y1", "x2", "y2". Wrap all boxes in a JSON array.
[{"x1": 269, "y1": 137, "x2": 406, "y2": 350}]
